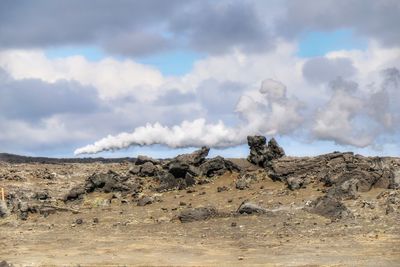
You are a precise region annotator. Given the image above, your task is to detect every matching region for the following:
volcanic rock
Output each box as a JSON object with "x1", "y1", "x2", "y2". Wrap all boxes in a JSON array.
[
  {"x1": 0, "y1": 201, "x2": 9, "y2": 218},
  {"x1": 304, "y1": 195, "x2": 353, "y2": 220},
  {"x1": 157, "y1": 171, "x2": 180, "y2": 192},
  {"x1": 247, "y1": 136, "x2": 285, "y2": 167},
  {"x1": 178, "y1": 206, "x2": 219, "y2": 223},
  {"x1": 200, "y1": 156, "x2": 241, "y2": 177},
  {"x1": 235, "y1": 173, "x2": 257, "y2": 190},
  {"x1": 137, "y1": 196, "x2": 154, "y2": 206},
  {"x1": 269, "y1": 152, "x2": 400, "y2": 194},
  {"x1": 135, "y1": 155, "x2": 160, "y2": 165},
  {"x1": 237, "y1": 202, "x2": 269, "y2": 215},
  {"x1": 174, "y1": 146, "x2": 210, "y2": 166},
  {"x1": 85, "y1": 170, "x2": 129, "y2": 193},
  {"x1": 64, "y1": 186, "x2": 86, "y2": 201}
]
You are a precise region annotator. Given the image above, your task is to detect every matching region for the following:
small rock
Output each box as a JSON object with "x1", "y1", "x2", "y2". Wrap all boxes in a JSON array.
[
  {"x1": 137, "y1": 196, "x2": 154, "y2": 206},
  {"x1": 0, "y1": 260, "x2": 14, "y2": 267},
  {"x1": 217, "y1": 186, "x2": 229, "y2": 192},
  {"x1": 75, "y1": 218, "x2": 83, "y2": 225},
  {"x1": 0, "y1": 201, "x2": 10, "y2": 218}
]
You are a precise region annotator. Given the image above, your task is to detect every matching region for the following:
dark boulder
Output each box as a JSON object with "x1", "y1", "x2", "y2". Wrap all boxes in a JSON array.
[
  {"x1": 166, "y1": 147, "x2": 208, "y2": 179},
  {"x1": 174, "y1": 146, "x2": 210, "y2": 166},
  {"x1": 64, "y1": 186, "x2": 86, "y2": 201},
  {"x1": 157, "y1": 171, "x2": 180, "y2": 192},
  {"x1": 304, "y1": 195, "x2": 353, "y2": 220},
  {"x1": 139, "y1": 162, "x2": 157, "y2": 177},
  {"x1": 129, "y1": 161, "x2": 158, "y2": 177},
  {"x1": 178, "y1": 206, "x2": 219, "y2": 223},
  {"x1": 200, "y1": 156, "x2": 241, "y2": 177},
  {"x1": 85, "y1": 170, "x2": 129, "y2": 193},
  {"x1": 237, "y1": 202, "x2": 269, "y2": 215}
]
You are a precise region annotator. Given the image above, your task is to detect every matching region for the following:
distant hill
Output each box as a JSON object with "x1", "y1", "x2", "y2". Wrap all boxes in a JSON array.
[{"x1": 0, "y1": 153, "x2": 136, "y2": 164}]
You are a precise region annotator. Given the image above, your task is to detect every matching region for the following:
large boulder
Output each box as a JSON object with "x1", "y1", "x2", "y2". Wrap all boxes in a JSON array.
[
  {"x1": 165, "y1": 147, "x2": 209, "y2": 179},
  {"x1": 304, "y1": 195, "x2": 353, "y2": 221},
  {"x1": 129, "y1": 158, "x2": 160, "y2": 177},
  {"x1": 247, "y1": 136, "x2": 285, "y2": 167},
  {"x1": 85, "y1": 170, "x2": 129, "y2": 193}
]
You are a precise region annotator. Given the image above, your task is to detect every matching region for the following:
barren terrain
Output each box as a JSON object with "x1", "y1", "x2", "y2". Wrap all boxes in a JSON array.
[{"x1": 0, "y1": 138, "x2": 399, "y2": 266}]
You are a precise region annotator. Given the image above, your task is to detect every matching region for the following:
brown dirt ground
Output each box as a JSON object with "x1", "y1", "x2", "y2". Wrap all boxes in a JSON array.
[{"x1": 0, "y1": 161, "x2": 399, "y2": 266}]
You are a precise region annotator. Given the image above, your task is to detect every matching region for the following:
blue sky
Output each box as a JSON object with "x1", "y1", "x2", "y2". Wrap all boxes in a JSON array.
[{"x1": 0, "y1": 1, "x2": 399, "y2": 158}]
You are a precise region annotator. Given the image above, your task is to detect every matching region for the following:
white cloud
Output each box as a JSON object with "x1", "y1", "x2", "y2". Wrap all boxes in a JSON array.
[
  {"x1": 0, "y1": 41, "x2": 399, "y2": 155},
  {"x1": 0, "y1": 50, "x2": 165, "y2": 101}
]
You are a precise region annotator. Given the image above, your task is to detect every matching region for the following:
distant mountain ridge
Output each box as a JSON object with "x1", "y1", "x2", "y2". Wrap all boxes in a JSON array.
[{"x1": 0, "y1": 153, "x2": 136, "y2": 164}]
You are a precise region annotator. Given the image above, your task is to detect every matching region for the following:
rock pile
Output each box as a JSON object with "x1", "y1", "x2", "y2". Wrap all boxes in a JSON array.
[
  {"x1": 64, "y1": 147, "x2": 242, "y2": 201},
  {"x1": 64, "y1": 170, "x2": 139, "y2": 201},
  {"x1": 157, "y1": 147, "x2": 240, "y2": 191}
]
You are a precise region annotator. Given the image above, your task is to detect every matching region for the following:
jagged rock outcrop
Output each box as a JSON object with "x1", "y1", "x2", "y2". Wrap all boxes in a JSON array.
[
  {"x1": 247, "y1": 136, "x2": 285, "y2": 167},
  {"x1": 268, "y1": 152, "x2": 400, "y2": 194}
]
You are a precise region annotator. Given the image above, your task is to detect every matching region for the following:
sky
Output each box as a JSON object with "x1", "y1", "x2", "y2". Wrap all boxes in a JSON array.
[{"x1": 0, "y1": 0, "x2": 399, "y2": 158}]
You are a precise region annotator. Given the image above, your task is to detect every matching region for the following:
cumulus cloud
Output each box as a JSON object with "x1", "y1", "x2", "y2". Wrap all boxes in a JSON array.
[
  {"x1": 302, "y1": 57, "x2": 356, "y2": 84},
  {"x1": 0, "y1": 50, "x2": 165, "y2": 101},
  {"x1": 75, "y1": 79, "x2": 303, "y2": 154}
]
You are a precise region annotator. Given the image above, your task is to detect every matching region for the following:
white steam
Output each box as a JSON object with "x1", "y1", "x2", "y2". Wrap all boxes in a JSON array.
[{"x1": 75, "y1": 79, "x2": 303, "y2": 155}]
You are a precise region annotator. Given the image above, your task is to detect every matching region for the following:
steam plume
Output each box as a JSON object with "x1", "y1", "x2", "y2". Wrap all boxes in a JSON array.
[{"x1": 75, "y1": 79, "x2": 302, "y2": 155}]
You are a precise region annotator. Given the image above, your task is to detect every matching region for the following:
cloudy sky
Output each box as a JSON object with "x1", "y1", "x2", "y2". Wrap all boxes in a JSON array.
[{"x1": 0, "y1": 0, "x2": 399, "y2": 158}]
